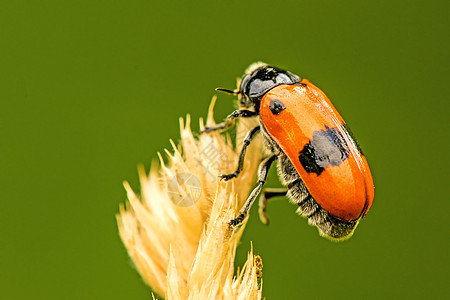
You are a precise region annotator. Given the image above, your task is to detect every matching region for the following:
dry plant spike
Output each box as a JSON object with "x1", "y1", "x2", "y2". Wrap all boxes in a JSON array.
[{"x1": 117, "y1": 97, "x2": 264, "y2": 299}]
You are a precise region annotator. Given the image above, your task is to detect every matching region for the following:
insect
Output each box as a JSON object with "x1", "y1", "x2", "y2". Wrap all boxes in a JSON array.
[{"x1": 202, "y1": 62, "x2": 374, "y2": 240}]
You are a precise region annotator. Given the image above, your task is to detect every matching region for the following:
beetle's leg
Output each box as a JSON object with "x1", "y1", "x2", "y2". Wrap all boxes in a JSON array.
[
  {"x1": 201, "y1": 110, "x2": 257, "y2": 133},
  {"x1": 220, "y1": 126, "x2": 260, "y2": 181},
  {"x1": 258, "y1": 188, "x2": 288, "y2": 225},
  {"x1": 229, "y1": 155, "x2": 277, "y2": 227}
]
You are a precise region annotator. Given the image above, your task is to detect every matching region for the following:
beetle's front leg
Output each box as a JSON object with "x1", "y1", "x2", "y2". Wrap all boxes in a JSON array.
[{"x1": 201, "y1": 110, "x2": 257, "y2": 133}]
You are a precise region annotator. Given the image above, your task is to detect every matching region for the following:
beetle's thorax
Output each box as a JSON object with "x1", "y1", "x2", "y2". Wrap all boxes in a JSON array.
[{"x1": 238, "y1": 65, "x2": 301, "y2": 108}]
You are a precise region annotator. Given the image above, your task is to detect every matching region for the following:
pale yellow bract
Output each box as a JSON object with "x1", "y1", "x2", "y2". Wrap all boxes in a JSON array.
[{"x1": 117, "y1": 97, "x2": 265, "y2": 299}]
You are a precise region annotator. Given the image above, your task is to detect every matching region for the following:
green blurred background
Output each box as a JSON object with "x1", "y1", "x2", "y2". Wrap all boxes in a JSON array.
[{"x1": 1, "y1": 0, "x2": 448, "y2": 299}]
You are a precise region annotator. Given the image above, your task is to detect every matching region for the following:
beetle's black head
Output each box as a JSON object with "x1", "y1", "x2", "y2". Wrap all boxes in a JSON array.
[{"x1": 238, "y1": 64, "x2": 301, "y2": 107}]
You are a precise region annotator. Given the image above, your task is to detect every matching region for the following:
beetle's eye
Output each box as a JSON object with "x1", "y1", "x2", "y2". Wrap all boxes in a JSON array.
[
  {"x1": 239, "y1": 74, "x2": 251, "y2": 93},
  {"x1": 269, "y1": 99, "x2": 286, "y2": 115}
]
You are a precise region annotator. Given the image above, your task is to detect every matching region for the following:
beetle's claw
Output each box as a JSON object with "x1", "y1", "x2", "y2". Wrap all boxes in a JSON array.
[{"x1": 219, "y1": 172, "x2": 238, "y2": 181}]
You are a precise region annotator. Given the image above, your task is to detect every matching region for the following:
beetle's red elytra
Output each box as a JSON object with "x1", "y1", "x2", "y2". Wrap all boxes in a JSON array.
[{"x1": 202, "y1": 62, "x2": 374, "y2": 240}]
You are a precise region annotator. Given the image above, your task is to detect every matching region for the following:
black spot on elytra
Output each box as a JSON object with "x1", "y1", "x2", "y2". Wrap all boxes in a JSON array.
[
  {"x1": 299, "y1": 143, "x2": 324, "y2": 174},
  {"x1": 299, "y1": 126, "x2": 350, "y2": 175},
  {"x1": 341, "y1": 123, "x2": 364, "y2": 155},
  {"x1": 269, "y1": 99, "x2": 286, "y2": 115}
]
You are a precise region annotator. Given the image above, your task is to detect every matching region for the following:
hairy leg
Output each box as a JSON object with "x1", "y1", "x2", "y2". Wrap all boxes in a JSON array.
[
  {"x1": 258, "y1": 188, "x2": 288, "y2": 225},
  {"x1": 220, "y1": 126, "x2": 260, "y2": 180},
  {"x1": 229, "y1": 155, "x2": 277, "y2": 227}
]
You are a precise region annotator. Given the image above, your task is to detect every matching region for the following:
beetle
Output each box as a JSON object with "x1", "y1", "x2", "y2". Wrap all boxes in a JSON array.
[{"x1": 202, "y1": 62, "x2": 374, "y2": 240}]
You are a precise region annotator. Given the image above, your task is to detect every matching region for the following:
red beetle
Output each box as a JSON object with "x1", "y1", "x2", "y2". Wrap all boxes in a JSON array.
[{"x1": 203, "y1": 63, "x2": 374, "y2": 240}]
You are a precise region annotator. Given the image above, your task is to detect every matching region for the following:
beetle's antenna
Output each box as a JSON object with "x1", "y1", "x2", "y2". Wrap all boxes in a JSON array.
[{"x1": 216, "y1": 88, "x2": 240, "y2": 95}]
